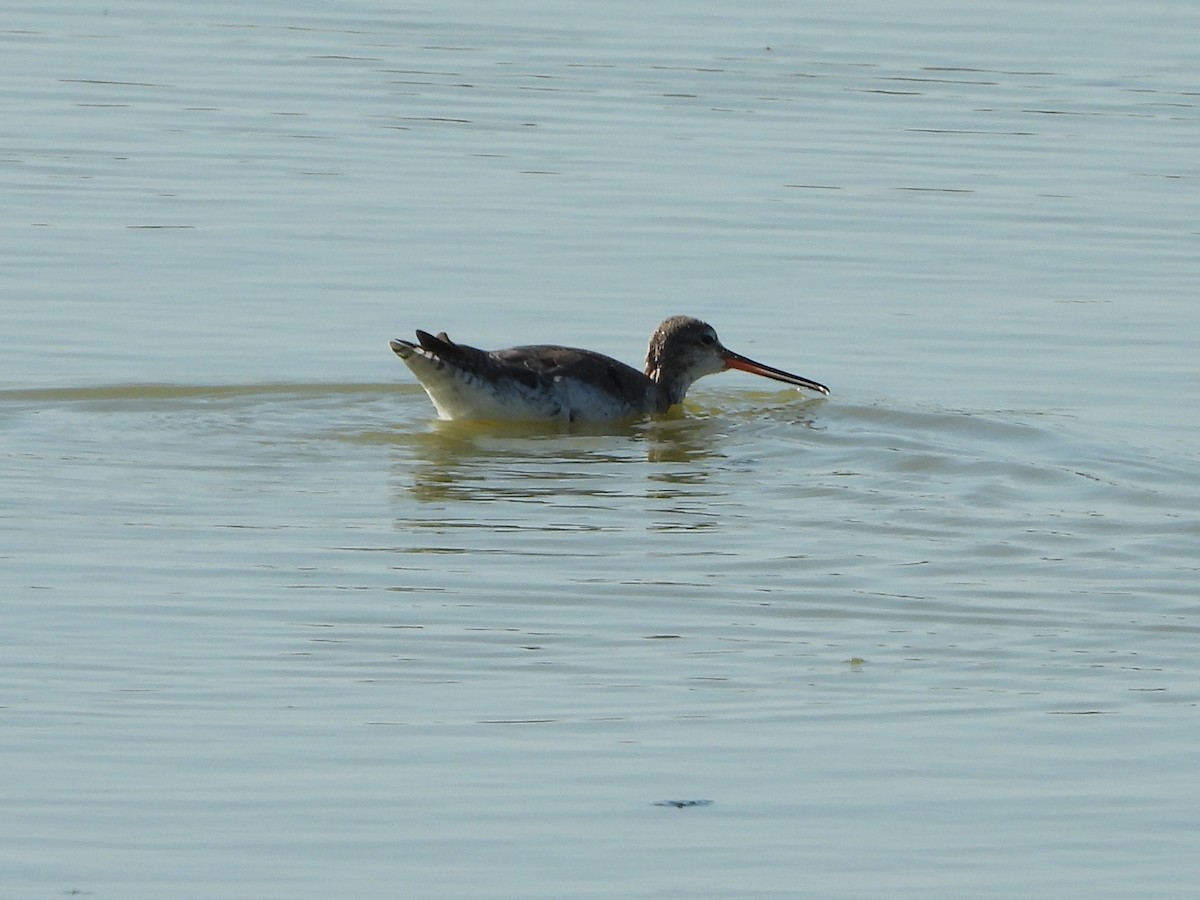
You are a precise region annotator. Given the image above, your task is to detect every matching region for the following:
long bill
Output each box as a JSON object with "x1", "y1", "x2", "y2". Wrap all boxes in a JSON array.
[{"x1": 722, "y1": 349, "x2": 830, "y2": 395}]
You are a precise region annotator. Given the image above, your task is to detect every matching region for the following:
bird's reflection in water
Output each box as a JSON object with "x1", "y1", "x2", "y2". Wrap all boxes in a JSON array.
[
  {"x1": 388, "y1": 392, "x2": 824, "y2": 526},
  {"x1": 390, "y1": 406, "x2": 738, "y2": 507}
]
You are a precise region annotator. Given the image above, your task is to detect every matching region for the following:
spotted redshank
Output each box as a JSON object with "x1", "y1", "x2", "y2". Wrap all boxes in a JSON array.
[{"x1": 389, "y1": 315, "x2": 829, "y2": 423}]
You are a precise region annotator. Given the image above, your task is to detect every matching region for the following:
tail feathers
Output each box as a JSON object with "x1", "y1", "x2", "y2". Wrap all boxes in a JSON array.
[
  {"x1": 390, "y1": 330, "x2": 474, "y2": 363},
  {"x1": 415, "y1": 330, "x2": 457, "y2": 355},
  {"x1": 397, "y1": 329, "x2": 500, "y2": 379}
]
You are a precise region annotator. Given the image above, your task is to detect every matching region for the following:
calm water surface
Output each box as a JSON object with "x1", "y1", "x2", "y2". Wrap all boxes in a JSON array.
[{"x1": 3, "y1": 2, "x2": 1199, "y2": 898}]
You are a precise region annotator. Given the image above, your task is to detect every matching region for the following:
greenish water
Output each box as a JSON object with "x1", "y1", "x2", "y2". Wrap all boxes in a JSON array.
[{"x1": 4, "y1": 2, "x2": 1199, "y2": 897}]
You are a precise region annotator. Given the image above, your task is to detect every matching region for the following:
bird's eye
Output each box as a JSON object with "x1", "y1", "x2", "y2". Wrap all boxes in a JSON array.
[{"x1": 700, "y1": 333, "x2": 716, "y2": 346}]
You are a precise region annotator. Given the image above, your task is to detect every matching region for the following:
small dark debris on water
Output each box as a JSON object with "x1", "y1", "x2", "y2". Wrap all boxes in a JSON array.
[
  {"x1": 654, "y1": 799, "x2": 714, "y2": 809},
  {"x1": 1047, "y1": 709, "x2": 1111, "y2": 715}
]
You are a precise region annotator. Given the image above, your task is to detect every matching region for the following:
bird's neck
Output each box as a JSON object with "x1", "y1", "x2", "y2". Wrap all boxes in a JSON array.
[{"x1": 646, "y1": 363, "x2": 692, "y2": 408}]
